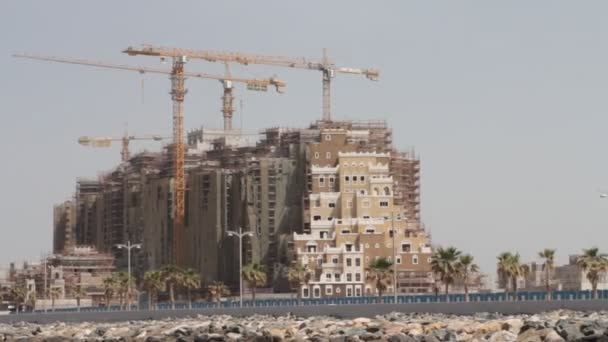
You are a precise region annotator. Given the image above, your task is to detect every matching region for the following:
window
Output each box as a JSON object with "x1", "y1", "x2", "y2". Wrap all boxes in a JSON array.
[
  {"x1": 365, "y1": 227, "x2": 375, "y2": 234},
  {"x1": 341, "y1": 229, "x2": 351, "y2": 234},
  {"x1": 320, "y1": 231, "x2": 328, "y2": 239},
  {"x1": 384, "y1": 186, "x2": 391, "y2": 195},
  {"x1": 379, "y1": 201, "x2": 389, "y2": 207},
  {"x1": 326, "y1": 273, "x2": 332, "y2": 280},
  {"x1": 396, "y1": 257, "x2": 402, "y2": 264},
  {"x1": 346, "y1": 273, "x2": 353, "y2": 282},
  {"x1": 355, "y1": 273, "x2": 361, "y2": 281},
  {"x1": 307, "y1": 246, "x2": 317, "y2": 253},
  {"x1": 347, "y1": 287, "x2": 353, "y2": 297},
  {"x1": 347, "y1": 201, "x2": 353, "y2": 208},
  {"x1": 413, "y1": 255, "x2": 419, "y2": 265},
  {"x1": 326, "y1": 286, "x2": 333, "y2": 295},
  {"x1": 360, "y1": 176, "x2": 365, "y2": 183},
  {"x1": 360, "y1": 190, "x2": 366, "y2": 195},
  {"x1": 329, "y1": 177, "x2": 335, "y2": 185},
  {"x1": 325, "y1": 134, "x2": 331, "y2": 141},
  {"x1": 319, "y1": 177, "x2": 325, "y2": 187},
  {"x1": 314, "y1": 152, "x2": 320, "y2": 159},
  {"x1": 336, "y1": 287, "x2": 342, "y2": 294},
  {"x1": 332, "y1": 257, "x2": 339, "y2": 264},
  {"x1": 303, "y1": 288, "x2": 309, "y2": 298},
  {"x1": 313, "y1": 215, "x2": 321, "y2": 221},
  {"x1": 402, "y1": 243, "x2": 411, "y2": 252},
  {"x1": 353, "y1": 176, "x2": 358, "y2": 182},
  {"x1": 346, "y1": 244, "x2": 353, "y2": 252},
  {"x1": 334, "y1": 273, "x2": 341, "y2": 281},
  {"x1": 345, "y1": 176, "x2": 350, "y2": 184},
  {"x1": 313, "y1": 287, "x2": 321, "y2": 298},
  {"x1": 355, "y1": 287, "x2": 362, "y2": 297},
  {"x1": 346, "y1": 258, "x2": 352, "y2": 267},
  {"x1": 355, "y1": 258, "x2": 361, "y2": 266},
  {"x1": 362, "y1": 200, "x2": 370, "y2": 208},
  {"x1": 326, "y1": 152, "x2": 331, "y2": 159},
  {"x1": 389, "y1": 230, "x2": 394, "y2": 238},
  {"x1": 328, "y1": 202, "x2": 336, "y2": 208},
  {"x1": 363, "y1": 215, "x2": 370, "y2": 219}
]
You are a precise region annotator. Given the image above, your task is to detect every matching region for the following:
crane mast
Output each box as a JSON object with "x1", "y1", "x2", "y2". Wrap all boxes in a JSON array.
[{"x1": 124, "y1": 44, "x2": 379, "y2": 121}]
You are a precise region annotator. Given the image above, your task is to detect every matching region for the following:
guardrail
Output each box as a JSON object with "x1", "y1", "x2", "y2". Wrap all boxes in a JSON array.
[{"x1": 15, "y1": 289, "x2": 608, "y2": 315}]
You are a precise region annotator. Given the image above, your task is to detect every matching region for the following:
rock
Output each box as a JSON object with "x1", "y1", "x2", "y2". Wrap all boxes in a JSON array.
[
  {"x1": 145, "y1": 337, "x2": 163, "y2": 342},
  {"x1": 95, "y1": 327, "x2": 108, "y2": 337},
  {"x1": 433, "y1": 328, "x2": 456, "y2": 341},
  {"x1": 226, "y1": 332, "x2": 242, "y2": 341},
  {"x1": 388, "y1": 333, "x2": 416, "y2": 342},
  {"x1": 515, "y1": 328, "x2": 541, "y2": 342},
  {"x1": 555, "y1": 320, "x2": 584, "y2": 341},
  {"x1": 502, "y1": 319, "x2": 523, "y2": 334},
  {"x1": 384, "y1": 324, "x2": 405, "y2": 335},
  {"x1": 477, "y1": 322, "x2": 503, "y2": 334},
  {"x1": 544, "y1": 330, "x2": 565, "y2": 342},
  {"x1": 489, "y1": 330, "x2": 517, "y2": 342},
  {"x1": 353, "y1": 318, "x2": 372, "y2": 325},
  {"x1": 194, "y1": 333, "x2": 209, "y2": 342},
  {"x1": 421, "y1": 334, "x2": 441, "y2": 342}
]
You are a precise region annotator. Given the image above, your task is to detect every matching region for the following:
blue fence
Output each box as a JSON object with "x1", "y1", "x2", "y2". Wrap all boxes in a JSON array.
[{"x1": 21, "y1": 289, "x2": 608, "y2": 314}]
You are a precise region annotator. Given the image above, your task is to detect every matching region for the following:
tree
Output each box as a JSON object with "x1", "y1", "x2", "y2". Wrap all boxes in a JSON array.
[
  {"x1": 182, "y1": 268, "x2": 201, "y2": 309},
  {"x1": 242, "y1": 263, "x2": 267, "y2": 303},
  {"x1": 506, "y1": 253, "x2": 529, "y2": 301},
  {"x1": 430, "y1": 246, "x2": 462, "y2": 300},
  {"x1": 102, "y1": 275, "x2": 117, "y2": 307},
  {"x1": 538, "y1": 248, "x2": 556, "y2": 300},
  {"x1": 143, "y1": 270, "x2": 165, "y2": 310},
  {"x1": 72, "y1": 285, "x2": 87, "y2": 312},
  {"x1": 113, "y1": 272, "x2": 132, "y2": 310},
  {"x1": 287, "y1": 263, "x2": 312, "y2": 305},
  {"x1": 366, "y1": 257, "x2": 393, "y2": 303},
  {"x1": 577, "y1": 247, "x2": 608, "y2": 299},
  {"x1": 455, "y1": 254, "x2": 479, "y2": 302},
  {"x1": 10, "y1": 286, "x2": 28, "y2": 313},
  {"x1": 497, "y1": 252, "x2": 513, "y2": 299},
  {"x1": 161, "y1": 265, "x2": 184, "y2": 309},
  {"x1": 49, "y1": 287, "x2": 62, "y2": 312},
  {"x1": 208, "y1": 281, "x2": 230, "y2": 306}
]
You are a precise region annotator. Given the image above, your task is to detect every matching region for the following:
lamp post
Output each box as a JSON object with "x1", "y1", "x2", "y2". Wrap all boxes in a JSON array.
[
  {"x1": 226, "y1": 227, "x2": 253, "y2": 307},
  {"x1": 115, "y1": 241, "x2": 141, "y2": 311},
  {"x1": 391, "y1": 212, "x2": 397, "y2": 304}
]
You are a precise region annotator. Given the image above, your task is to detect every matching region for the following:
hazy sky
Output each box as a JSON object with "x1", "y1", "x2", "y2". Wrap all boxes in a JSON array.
[{"x1": 2, "y1": 1, "x2": 608, "y2": 282}]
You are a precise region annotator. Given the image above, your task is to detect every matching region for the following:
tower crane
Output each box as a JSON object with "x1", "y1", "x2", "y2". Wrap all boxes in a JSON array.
[
  {"x1": 124, "y1": 44, "x2": 379, "y2": 122},
  {"x1": 14, "y1": 52, "x2": 286, "y2": 267},
  {"x1": 78, "y1": 134, "x2": 168, "y2": 162},
  {"x1": 13, "y1": 53, "x2": 286, "y2": 132}
]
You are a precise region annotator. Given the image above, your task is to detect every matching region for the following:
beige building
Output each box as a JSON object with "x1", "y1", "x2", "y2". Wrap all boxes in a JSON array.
[{"x1": 294, "y1": 131, "x2": 433, "y2": 298}]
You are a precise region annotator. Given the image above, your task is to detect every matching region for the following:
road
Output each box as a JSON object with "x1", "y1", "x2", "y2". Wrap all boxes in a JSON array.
[{"x1": 1, "y1": 300, "x2": 608, "y2": 324}]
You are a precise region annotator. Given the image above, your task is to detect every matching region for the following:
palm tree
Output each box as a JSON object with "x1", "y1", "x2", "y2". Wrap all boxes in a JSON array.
[
  {"x1": 49, "y1": 287, "x2": 62, "y2": 312},
  {"x1": 72, "y1": 285, "x2": 87, "y2": 312},
  {"x1": 430, "y1": 246, "x2": 462, "y2": 300},
  {"x1": 113, "y1": 271, "x2": 132, "y2": 310},
  {"x1": 505, "y1": 253, "x2": 529, "y2": 301},
  {"x1": 366, "y1": 257, "x2": 393, "y2": 303},
  {"x1": 10, "y1": 286, "x2": 28, "y2": 313},
  {"x1": 143, "y1": 270, "x2": 165, "y2": 310},
  {"x1": 497, "y1": 252, "x2": 513, "y2": 299},
  {"x1": 182, "y1": 268, "x2": 201, "y2": 309},
  {"x1": 455, "y1": 254, "x2": 479, "y2": 302},
  {"x1": 161, "y1": 265, "x2": 184, "y2": 309},
  {"x1": 208, "y1": 281, "x2": 230, "y2": 306},
  {"x1": 102, "y1": 275, "x2": 116, "y2": 307},
  {"x1": 538, "y1": 248, "x2": 556, "y2": 300},
  {"x1": 577, "y1": 247, "x2": 608, "y2": 299},
  {"x1": 242, "y1": 263, "x2": 267, "y2": 303},
  {"x1": 287, "y1": 263, "x2": 312, "y2": 305}
]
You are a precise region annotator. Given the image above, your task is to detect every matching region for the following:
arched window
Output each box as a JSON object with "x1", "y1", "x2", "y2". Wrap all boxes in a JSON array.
[
  {"x1": 374, "y1": 187, "x2": 380, "y2": 196},
  {"x1": 384, "y1": 186, "x2": 391, "y2": 196}
]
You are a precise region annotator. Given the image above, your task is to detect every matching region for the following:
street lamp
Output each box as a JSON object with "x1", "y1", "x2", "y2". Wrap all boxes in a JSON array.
[
  {"x1": 226, "y1": 227, "x2": 253, "y2": 307},
  {"x1": 115, "y1": 241, "x2": 141, "y2": 310},
  {"x1": 391, "y1": 212, "x2": 397, "y2": 304}
]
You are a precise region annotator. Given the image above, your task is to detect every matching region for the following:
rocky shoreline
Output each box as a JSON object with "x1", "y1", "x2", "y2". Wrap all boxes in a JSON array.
[{"x1": 2, "y1": 310, "x2": 608, "y2": 341}]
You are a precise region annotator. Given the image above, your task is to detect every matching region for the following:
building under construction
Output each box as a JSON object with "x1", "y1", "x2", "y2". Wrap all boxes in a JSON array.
[{"x1": 53, "y1": 118, "x2": 424, "y2": 293}]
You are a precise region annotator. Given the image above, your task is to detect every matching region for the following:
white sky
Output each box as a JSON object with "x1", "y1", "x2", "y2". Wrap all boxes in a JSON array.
[{"x1": 2, "y1": 1, "x2": 608, "y2": 283}]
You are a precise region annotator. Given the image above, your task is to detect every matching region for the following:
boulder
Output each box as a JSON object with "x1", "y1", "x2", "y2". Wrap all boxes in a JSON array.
[
  {"x1": 388, "y1": 333, "x2": 417, "y2": 342},
  {"x1": 488, "y1": 330, "x2": 517, "y2": 342},
  {"x1": 555, "y1": 320, "x2": 584, "y2": 341},
  {"x1": 515, "y1": 328, "x2": 541, "y2": 342}
]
